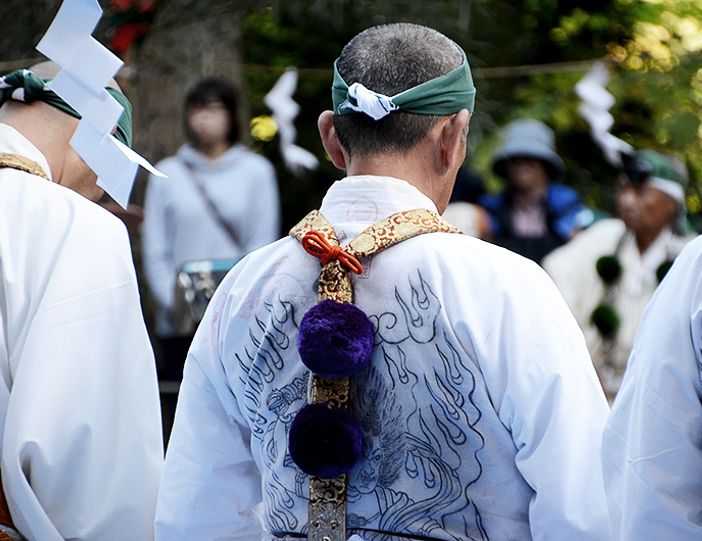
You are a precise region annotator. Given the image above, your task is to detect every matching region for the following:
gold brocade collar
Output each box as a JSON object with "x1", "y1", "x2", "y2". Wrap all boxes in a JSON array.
[{"x1": 0, "y1": 152, "x2": 50, "y2": 181}]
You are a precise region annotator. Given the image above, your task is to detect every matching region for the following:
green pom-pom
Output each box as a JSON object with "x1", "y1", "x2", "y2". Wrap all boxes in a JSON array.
[
  {"x1": 591, "y1": 304, "x2": 620, "y2": 338},
  {"x1": 595, "y1": 255, "x2": 622, "y2": 285},
  {"x1": 656, "y1": 260, "x2": 674, "y2": 283}
]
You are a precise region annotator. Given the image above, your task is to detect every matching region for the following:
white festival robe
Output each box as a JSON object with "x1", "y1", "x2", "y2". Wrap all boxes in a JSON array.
[
  {"x1": 0, "y1": 124, "x2": 163, "y2": 540},
  {"x1": 602, "y1": 234, "x2": 702, "y2": 539},
  {"x1": 543, "y1": 218, "x2": 694, "y2": 398},
  {"x1": 155, "y1": 175, "x2": 611, "y2": 541}
]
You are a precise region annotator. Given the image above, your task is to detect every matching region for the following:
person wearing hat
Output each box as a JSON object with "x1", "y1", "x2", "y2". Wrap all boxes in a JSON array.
[
  {"x1": 480, "y1": 119, "x2": 587, "y2": 263},
  {"x1": 155, "y1": 23, "x2": 610, "y2": 541},
  {"x1": 0, "y1": 62, "x2": 163, "y2": 539},
  {"x1": 543, "y1": 149, "x2": 696, "y2": 401},
  {"x1": 601, "y1": 234, "x2": 702, "y2": 540}
]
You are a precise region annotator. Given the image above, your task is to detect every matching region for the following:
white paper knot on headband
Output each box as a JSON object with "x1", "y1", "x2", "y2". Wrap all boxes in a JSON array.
[{"x1": 343, "y1": 83, "x2": 399, "y2": 121}]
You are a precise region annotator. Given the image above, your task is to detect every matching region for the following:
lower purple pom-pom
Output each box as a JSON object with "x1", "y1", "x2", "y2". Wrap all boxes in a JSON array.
[{"x1": 288, "y1": 403, "x2": 363, "y2": 478}]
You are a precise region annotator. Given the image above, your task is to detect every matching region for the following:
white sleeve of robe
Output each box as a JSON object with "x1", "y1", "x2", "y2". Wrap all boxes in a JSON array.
[
  {"x1": 602, "y1": 236, "x2": 702, "y2": 540},
  {"x1": 154, "y1": 264, "x2": 264, "y2": 541},
  {"x1": 0, "y1": 188, "x2": 163, "y2": 541},
  {"x1": 457, "y1": 256, "x2": 611, "y2": 540}
]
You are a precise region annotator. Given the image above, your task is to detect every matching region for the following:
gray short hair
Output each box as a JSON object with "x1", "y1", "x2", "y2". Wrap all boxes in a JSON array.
[{"x1": 333, "y1": 23, "x2": 463, "y2": 157}]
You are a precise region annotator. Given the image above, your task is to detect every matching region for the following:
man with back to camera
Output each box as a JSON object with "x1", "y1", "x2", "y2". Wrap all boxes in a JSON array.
[
  {"x1": 155, "y1": 23, "x2": 610, "y2": 541},
  {"x1": 0, "y1": 61, "x2": 163, "y2": 540}
]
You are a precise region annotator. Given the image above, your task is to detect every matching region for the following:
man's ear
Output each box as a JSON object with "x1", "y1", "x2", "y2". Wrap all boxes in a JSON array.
[
  {"x1": 318, "y1": 110, "x2": 348, "y2": 170},
  {"x1": 438, "y1": 109, "x2": 470, "y2": 174}
]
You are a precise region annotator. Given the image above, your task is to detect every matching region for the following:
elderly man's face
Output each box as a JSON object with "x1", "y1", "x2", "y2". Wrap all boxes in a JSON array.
[
  {"x1": 617, "y1": 179, "x2": 677, "y2": 238},
  {"x1": 505, "y1": 157, "x2": 549, "y2": 193}
]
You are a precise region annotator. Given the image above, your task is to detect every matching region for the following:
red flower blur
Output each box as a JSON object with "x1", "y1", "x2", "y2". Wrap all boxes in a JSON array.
[
  {"x1": 138, "y1": 0, "x2": 156, "y2": 13},
  {"x1": 110, "y1": 22, "x2": 150, "y2": 55},
  {"x1": 110, "y1": 0, "x2": 133, "y2": 11},
  {"x1": 107, "y1": 0, "x2": 157, "y2": 55}
]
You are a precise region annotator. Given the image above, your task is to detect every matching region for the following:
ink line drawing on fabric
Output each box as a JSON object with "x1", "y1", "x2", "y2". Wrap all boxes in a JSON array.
[
  {"x1": 372, "y1": 271, "x2": 441, "y2": 345},
  {"x1": 235, "y1": 296, "x2": 306, "y2": 533},
  {"x1": 232, "y1": 270, "x2": 489, "y2": 541}
]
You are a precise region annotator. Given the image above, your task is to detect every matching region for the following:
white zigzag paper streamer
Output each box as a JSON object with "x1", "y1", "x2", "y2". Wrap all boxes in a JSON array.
[
  {"x1": 575, "y1": 62, "x2": 632, "y2": 166},
  {"x1": 264, "y1": 69, "x2": 319, "y2": 174},
  {"x1": 36, "y1": 0, "x2": 165, "y2": 208}
]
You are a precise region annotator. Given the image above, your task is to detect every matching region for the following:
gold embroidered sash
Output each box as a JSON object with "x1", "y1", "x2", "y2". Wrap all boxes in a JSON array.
[
  {"x1": 290, "y1": 208, "x2": 460, "y2": 541},
  {"x1": 0, "y1": 153, "x2": 49, "y2": 181}
]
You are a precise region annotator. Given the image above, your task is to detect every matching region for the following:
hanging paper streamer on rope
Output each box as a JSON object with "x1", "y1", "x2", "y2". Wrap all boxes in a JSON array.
[
  {"x1": 36, "y1": 0, "x2": 165, "y2": 208},
  {"x1": 264, "y1": 68, "x2": 319, "y2": 174},
  {"x1": 575, "y1": 61, "x2": 632, "y2": 166}
]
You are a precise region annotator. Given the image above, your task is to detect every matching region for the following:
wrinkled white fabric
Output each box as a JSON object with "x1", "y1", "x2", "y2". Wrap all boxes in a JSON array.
[
  {"x1": 0, "y1": 123, "x2": 163, "y2": 540},
  {"x1": 602, "y1": 235, "x2": 702, "y2": 540},
  {"x1": 156, "y1": 176, "x2": 610, "y2": 541}
]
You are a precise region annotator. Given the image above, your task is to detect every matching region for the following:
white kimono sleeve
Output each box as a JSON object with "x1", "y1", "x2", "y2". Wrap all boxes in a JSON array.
[
  {"x1": 155, "y1": 265, "x2": 263, "y2": 541},
  {"x1": 2, "y1": 232, "x2": 163, "y2": 540},
  {"x1": 462, "y1": 257, "x2": 611, "y2": 540},
  {"x1": 602, "y1": 238, "x2": 702, "y2": 540}
]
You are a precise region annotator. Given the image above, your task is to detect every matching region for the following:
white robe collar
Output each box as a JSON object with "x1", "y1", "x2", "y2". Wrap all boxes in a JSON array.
[
  {"x1": 318, "y1": 175, "x2": 438, "y2": 240},
  {"x1": 0, "y1": 123, "x2": 53, "y2": 181}
]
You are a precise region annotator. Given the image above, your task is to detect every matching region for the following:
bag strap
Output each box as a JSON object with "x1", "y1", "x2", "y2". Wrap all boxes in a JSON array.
[
  {"x1": 290, "y1": 208, "x2": 461, "y2": 541},
  {"x1": 0, "y1": 153, "x2": 49, "y2": 180},
  {"x1": 181, "y1": 159, "x2": 241, "y2": 248}
]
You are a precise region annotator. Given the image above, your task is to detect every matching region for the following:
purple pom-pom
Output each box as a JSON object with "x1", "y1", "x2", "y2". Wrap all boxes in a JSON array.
[
  {"x1": 297, "y1": 299, "x2": 374, "y2": 378},
  {"x1": 288, "y1": 403, "x2": 363, "y2": 478}
]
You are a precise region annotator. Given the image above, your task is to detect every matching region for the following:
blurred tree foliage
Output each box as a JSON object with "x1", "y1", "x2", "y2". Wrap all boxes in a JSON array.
[
  {"x1": 2, "y1": 0, "x2": 701, "y2": 229},
  {"x1": 236, "y1": 0, "x2": 702, "y2": 230}
]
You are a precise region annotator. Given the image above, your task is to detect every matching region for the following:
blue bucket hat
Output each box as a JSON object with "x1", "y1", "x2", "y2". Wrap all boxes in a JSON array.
[{"x1": 492, "y1": 119, "x2": 565, "y2": 182}]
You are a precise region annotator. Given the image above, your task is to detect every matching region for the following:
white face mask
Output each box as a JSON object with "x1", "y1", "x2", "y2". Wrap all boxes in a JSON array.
[{"x1": 188, "y1": 102, "x2": 231, "y2": 147}]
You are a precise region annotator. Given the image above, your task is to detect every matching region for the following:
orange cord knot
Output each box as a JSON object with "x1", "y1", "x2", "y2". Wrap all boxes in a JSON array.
[{"x1": 301, "y1": 230, "x2": 364, "y2": 274}]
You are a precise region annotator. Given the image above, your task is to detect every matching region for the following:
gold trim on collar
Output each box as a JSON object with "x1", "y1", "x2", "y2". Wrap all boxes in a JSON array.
[{"x1": 0, "y1": 152, "x2": 49, "y2": 181}]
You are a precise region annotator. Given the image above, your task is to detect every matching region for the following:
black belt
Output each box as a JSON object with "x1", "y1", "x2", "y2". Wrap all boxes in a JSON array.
[{"x1": 273, "y1": 528, "x2": 451, "y2": 541}]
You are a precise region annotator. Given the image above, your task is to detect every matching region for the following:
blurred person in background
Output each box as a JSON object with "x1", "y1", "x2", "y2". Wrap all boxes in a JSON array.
[
  {"x1": 480, "y1": 119, "x2": 587, "y2": 263},
  {"x1": 543, "y1": 150, "x2": 697, "y2": 401},
  {"x1": 442, "y1": 166, "x2": 491, "y2": 237},
  {"x1": 142, "y1": 77, "x2": 281, "y2": 384}
]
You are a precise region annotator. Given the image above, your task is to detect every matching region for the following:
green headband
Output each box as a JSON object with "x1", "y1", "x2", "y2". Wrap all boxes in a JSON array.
[
  {"x1": 0, "y1": 69, "x2": 133, "y2": 148},
  {"x1": 332, "y1": 45, "x2": 476, "y2": 120}
]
